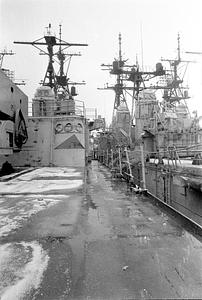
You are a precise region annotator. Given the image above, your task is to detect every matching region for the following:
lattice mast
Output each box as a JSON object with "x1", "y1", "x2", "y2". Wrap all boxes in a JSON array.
[
  {"x1": 14, "y1": 24, "x2": 88, "y2": 96},
  {"x1": 99, "y1": 34, "x2": 130, "y2": 118},
  {"x1": 160, "y1": 34, "x2": 192, "y2": 113},
  {"x1": 110, "y1": 33, "x2": 129, "y2": 121}
]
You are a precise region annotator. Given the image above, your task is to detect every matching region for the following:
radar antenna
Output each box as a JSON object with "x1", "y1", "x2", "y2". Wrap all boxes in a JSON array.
[{"x1": 14, "y1": 24, "x2": 88, "y2": 96}]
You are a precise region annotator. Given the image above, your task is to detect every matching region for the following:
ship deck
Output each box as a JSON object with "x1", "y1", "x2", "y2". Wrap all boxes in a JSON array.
[{"x1": 0, "y1": 162, "x2": 202, "y2": 299}]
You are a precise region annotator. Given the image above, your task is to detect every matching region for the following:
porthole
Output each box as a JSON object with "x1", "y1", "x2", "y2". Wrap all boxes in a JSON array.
[
  {"x1": 64, "y1": 123, "x2": 72, "y2": 132},
  {"x1": 55, "y1": 123, "x2": 63, "y2": 133},
  {"x1": 76, "y1": 123, "x2": 83, "y2": 132}
]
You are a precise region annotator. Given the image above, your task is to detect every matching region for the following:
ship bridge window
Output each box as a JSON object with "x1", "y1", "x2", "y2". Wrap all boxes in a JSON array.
[
  {"x1": 64, "y1": 123, "x2": 72, "y2": 132},
  {"x1": 76, "y1": 123, "x2": 83, "y2": 132},
  {"x1": 55, "y1": 123, "x2": 63, "y2": 133}
]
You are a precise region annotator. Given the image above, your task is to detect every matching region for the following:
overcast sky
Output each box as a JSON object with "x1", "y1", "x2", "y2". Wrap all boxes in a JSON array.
[{"x1": 1, "y1": 0, "x2": 202, "y2": 124}]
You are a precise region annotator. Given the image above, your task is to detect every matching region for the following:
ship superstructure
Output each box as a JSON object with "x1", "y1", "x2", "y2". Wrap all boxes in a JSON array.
[
  {"x1": 0, "y1": 50, "x2": 28, "y2": 158},
  {"x1": 98, "y1": 34, "x2": 165, "y2": 151},
  {"x1": 98, "y1": 34, "x2": 202, "y2": 227},
  {"x1": 0, "y1": 24, "x2": 91, "y2": 167},
  {"x1": 138, "y1": 34, "x2": 202, "y2": 156},
  {"x1": 99, "y1": 34, "x2": 202, "y2": 155}
]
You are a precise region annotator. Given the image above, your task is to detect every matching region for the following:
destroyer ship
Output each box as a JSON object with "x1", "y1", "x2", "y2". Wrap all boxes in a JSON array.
[
  {"x1": 0, "y1": 24, "x2": 102, "y2": 170},
  {"x1": 97, "y1": 34, "x2": 202, "y2": 227}
]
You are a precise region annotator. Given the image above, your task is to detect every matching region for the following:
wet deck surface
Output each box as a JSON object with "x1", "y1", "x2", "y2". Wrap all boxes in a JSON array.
[{"x1": 0, "y1": 161, "x2": 202, "y2": 299}]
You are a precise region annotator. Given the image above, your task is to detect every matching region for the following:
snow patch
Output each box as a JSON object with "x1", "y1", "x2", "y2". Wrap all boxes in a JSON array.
[
  {"x1": 0, "y1": 179, "x2": 83, "y2": 194},
  {"x1": 18, "y1": 167, "x2": 81, "y2": 181},
  {"x1": 0, "y1": 195, "x2": 67, "y2": 237},
  {"x1": 0, "y1": 241, "x2": 49, "y2": 300}
]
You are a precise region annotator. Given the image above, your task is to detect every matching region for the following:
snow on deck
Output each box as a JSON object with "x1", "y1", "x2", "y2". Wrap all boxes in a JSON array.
[
  {"x1": 0, "y1": 167, "x2": 84, "y2": 299},
  {"x1": 0, "y1": 241, "x2": 49, "y2": 300},
  {"x1": 0, "y1": 167, "x2": 83, "y2": 237},
  {"x1": 0, "y1": 167, "x2": 83, "y2": 195}
]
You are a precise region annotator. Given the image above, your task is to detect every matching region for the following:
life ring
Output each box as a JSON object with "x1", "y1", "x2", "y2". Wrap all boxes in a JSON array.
[{"x1": 14, "y1": 109, "x2": 28, "y2": 148}]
